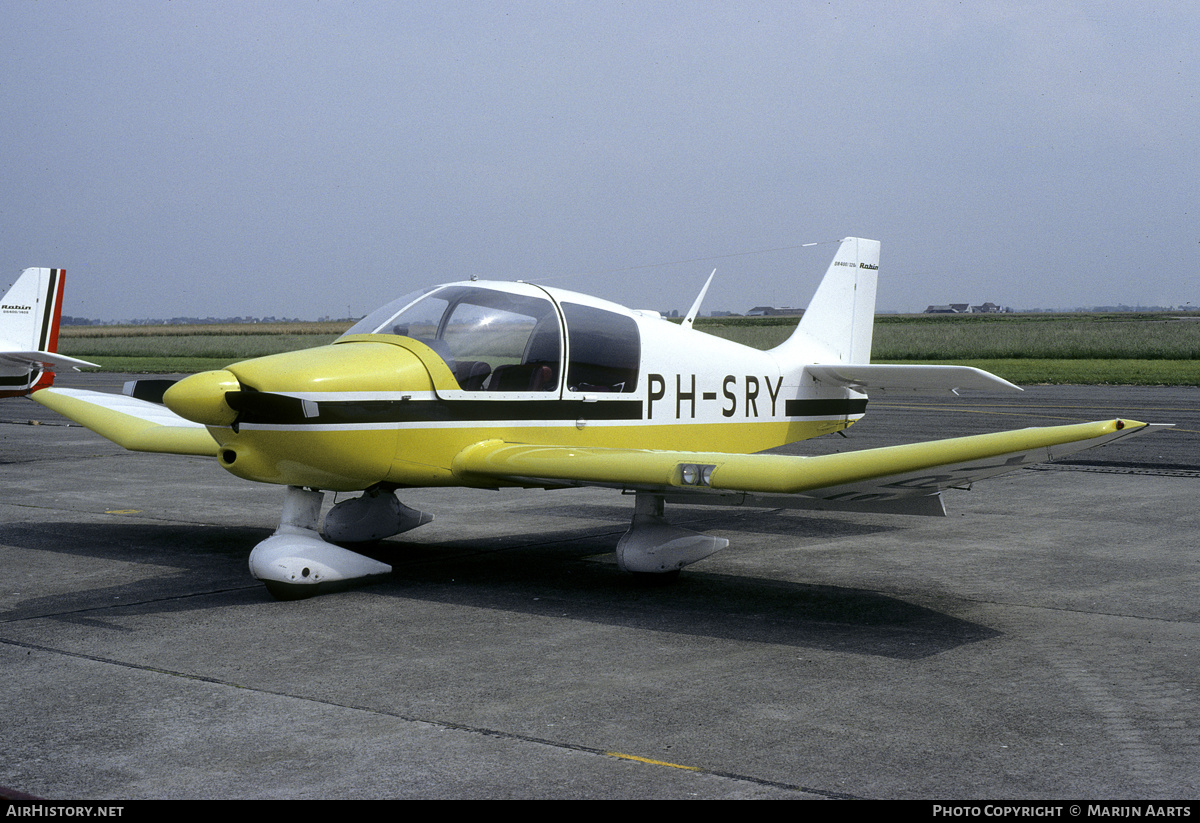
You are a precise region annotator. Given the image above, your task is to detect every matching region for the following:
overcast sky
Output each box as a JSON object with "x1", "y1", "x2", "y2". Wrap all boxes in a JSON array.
[{"x1": 2, "y1": 1, "x2": 1196, "y2": 321}]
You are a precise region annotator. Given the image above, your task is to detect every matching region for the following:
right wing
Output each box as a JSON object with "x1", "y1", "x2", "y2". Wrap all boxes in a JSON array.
[
  {"x1": 31, "y1": 387, "x2": 218, "y2": 456},
  {"x1": 452, "y1": 419, "x2": 1168, "y2": 506}
]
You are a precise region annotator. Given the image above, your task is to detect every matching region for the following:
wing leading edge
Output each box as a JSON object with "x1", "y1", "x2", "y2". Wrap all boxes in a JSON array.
[{"x1": 452, "y1": 419, "x2": 1168, "y2": 504}]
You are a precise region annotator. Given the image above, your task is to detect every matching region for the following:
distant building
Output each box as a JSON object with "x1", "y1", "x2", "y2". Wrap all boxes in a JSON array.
[
  {"x1": 747, "y1": 306, "x2": 804, "y2": 317},
  {"x1": 924, "y1": 303, "x2": 1008, "y2": 314}
]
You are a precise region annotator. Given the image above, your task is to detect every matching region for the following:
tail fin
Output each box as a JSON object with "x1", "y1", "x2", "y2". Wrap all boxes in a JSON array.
[
  {"x1": 770, "y1": 237, "x2": 879, "y2": 366},
  {"x1": 0, "y1": 268, "x2": 97, "y2": 397}
]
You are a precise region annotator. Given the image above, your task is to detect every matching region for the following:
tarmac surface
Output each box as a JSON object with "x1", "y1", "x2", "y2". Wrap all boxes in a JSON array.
[{"x1": 2, "y1": 374, "x2": 1198, "y2": 799}]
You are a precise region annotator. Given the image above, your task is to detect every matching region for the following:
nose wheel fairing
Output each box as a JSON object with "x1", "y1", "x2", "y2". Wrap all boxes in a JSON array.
[
  {"x1": 250, "y1": 485, "x2": 434, "y2": 600},
  {"x1": 251, "y1": 530, "x2": 393, "y2": 600}
]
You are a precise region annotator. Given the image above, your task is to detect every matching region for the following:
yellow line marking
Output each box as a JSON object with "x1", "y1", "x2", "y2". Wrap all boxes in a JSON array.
[
  {"x1": 605, "y1": 751, "x2": 701, "y2": 771},
  {"x1": 104, "y1": 509, "x2": 142, "y2": 514}
]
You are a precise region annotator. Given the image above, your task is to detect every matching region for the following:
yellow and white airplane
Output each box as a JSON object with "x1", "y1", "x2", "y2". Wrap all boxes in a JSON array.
[{"x1": 9, "y1": 240, "x2": 1168, "y2": 598}]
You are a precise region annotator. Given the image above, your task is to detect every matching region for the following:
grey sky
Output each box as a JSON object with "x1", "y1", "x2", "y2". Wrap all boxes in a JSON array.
[{"x1": 2, "y1": 1, "x2": 1196, "y2": 321}]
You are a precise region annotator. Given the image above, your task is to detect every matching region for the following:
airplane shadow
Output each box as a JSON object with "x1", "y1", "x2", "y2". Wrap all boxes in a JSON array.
[
  {"x1": 534, "y1": 499, "x2": 898, "y2": 539},
  {"x1": 3, "y1": 519, "x2": 997, "y2": 660},
  {"x1": 366, "y1": 525, "x2": 997, "y2": 661},
  {"x1": 1, "y1": 521, "x2": 269, "y2": 625}
]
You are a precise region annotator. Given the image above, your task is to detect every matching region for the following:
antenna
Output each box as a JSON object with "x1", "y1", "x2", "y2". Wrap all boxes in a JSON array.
[{"x1": 681, "y1": 269, "x2": 717, "y2": 330}]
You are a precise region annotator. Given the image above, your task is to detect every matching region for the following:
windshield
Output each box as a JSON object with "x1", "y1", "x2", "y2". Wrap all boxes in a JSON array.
[
  {"x1": 342, "y1": 287, "x2": 436, "y2": 338},
  {"x1": 342, "y1": 285, "x2": 562, "y2": 392}
]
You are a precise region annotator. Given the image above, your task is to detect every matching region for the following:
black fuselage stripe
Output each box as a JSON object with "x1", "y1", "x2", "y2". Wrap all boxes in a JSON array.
[
  {"x1": 233, "y1": 398, "x2": 642, "y2": 425},
  {"x1": 230, "y1": 395, "x2": 867, "y2": 426},
  {"x1": 786, "y1": 398, "x2": 868, "y2": 417}
]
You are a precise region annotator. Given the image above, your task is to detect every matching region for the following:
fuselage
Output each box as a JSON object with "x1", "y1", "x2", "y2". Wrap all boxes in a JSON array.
[{"x1": 164, "y1": 280, "x2": 867, "y2": 490}]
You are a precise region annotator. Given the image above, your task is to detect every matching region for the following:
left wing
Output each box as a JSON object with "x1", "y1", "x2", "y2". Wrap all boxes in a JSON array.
[
  {"x1": 452, "y1": 419, "x2": 1168, "y2": 507},
  {"x1": 31, "y1": 387, "x2": 218, "y2": 456}
]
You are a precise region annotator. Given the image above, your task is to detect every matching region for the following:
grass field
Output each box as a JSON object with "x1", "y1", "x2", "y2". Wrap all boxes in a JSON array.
[
  {"x1": 692, "y1": 314, "x2": 1200, "y2": 384},
  {"x1": 58, "y1": 313, "x2": 1200, "y2": 385}
]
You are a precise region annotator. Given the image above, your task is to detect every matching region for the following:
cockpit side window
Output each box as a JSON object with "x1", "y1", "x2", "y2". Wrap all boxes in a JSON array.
[
  {"x1": 346, "y1": 285, "x2": 562, "y2": 392},
  {"x1": 562, "y1": 302, "x2": 640, "y2": 393}
]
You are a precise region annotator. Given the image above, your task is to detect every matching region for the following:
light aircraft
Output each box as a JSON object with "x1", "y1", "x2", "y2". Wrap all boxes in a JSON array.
[{"x1": 8, "y1": 240, "x2": 1168, "y2": 599}]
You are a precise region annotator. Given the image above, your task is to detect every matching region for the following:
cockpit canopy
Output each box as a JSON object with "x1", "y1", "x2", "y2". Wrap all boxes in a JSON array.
[{"x1": 342, "y1": 282, "x2": 640, "y2": 394}]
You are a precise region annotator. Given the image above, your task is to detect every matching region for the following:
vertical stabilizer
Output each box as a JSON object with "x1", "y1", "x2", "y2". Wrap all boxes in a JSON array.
[
  {"x1": 0, "y1": 268, "x2": 96, "y2": 397},
  {"x1": 770, "y1": 237, "x2": 879, "y2": 366}
]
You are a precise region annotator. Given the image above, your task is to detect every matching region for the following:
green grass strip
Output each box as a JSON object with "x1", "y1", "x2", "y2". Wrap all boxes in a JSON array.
[{"x1": 77, "y1": 357, "x2": 242, "y2": 374}]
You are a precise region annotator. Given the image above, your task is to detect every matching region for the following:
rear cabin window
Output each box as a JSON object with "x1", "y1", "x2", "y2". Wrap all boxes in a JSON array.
[{"x1": 562, "y1": 302, "x2": 640, "y2": 393}]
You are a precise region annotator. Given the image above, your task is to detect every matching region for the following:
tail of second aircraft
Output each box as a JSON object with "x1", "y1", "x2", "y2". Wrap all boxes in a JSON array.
[
  {"x1": 770, "y1": 237, "x2": 879, "y2": 366},
  {"x1": 0, "y1": 267, "x2": 97, "y2": 397}
]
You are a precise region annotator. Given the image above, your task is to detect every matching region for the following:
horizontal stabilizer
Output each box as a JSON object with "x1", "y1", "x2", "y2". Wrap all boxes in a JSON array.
[
  {"x1": 0, "y1": 351, "x2": 99, "y2": 372},
  {"x1": 31, "y1": 387, "x2": 218, "y2": 456},
  {"x1": 805, "y1": 364, "x2": 1021, "y2": 393}
]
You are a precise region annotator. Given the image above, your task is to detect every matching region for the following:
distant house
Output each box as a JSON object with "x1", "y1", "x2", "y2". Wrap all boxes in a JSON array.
[
  {"x1": 747, "y1": 306, "x2": 804, "y2": 317},
  {"x1": 924, "y1": 304, "x2": 971, "y2": 314},
  {"x1": 971, "y1": 302, "x2": 1002, "y2": 313}
]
